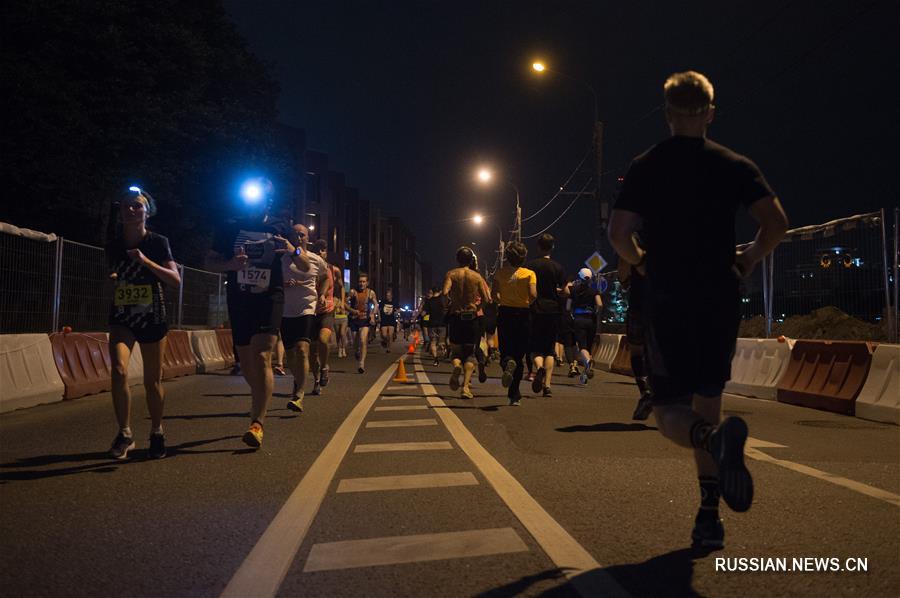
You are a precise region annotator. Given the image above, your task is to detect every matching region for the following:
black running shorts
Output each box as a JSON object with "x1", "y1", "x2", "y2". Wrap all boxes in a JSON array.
[
  {"x1": 281, "y1": 314, "x2": 316, "y2": 346},
  {"x1": 530, "y1": 313, "x2": 560, "y2": 356},
  {"x1": 109, "y1": 322, "x2": 168, "y2": 345},
  {"x1": 227, "y1": 292, "x2": 284, "y2": 347},
  {"x1": 447, "y1": 314, "x2": 479, "y2": 346},
  {"x1": 572, "y1": 315, "x2": 596, "y2": 350},
  {"x1": 645, "y1": 283, "x2": 741, "y2": 405}
]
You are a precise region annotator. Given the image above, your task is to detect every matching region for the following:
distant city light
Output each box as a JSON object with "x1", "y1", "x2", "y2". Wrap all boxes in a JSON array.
[
  {"x1": 477, "y1": 168, "x2": 492, "y2": 183},
  {"x1": 532, "y1": 61, "x2": 546, "y2": 72},
  {"x1": 128, "y1": 186, "x2": 141, "y2": 193},
  {"x1": 473, "y1": 214, "x2": 484, "y2": 225},
  {"x1": 309, "y1": 224, "x2": 316, "y2": 231}
]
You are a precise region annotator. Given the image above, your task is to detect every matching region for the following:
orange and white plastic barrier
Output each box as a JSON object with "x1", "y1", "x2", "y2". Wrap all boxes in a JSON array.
[
  {"x1": 593, "y1": 334, "x2": 624, "y2": 371},
  {"x1": 190, "y1": 330, "x2": 226, "y2": 373},
  {"x1": 854, "y1": 343, "x2": 899, "y2": 425},
  {"x1": 724, "y1": 338, "x2": 792, "y2": 400},
  {"x1": 0, "y1": 334, "x2": 65, "y2": 412},
  {"x1": 776, "y1": 340, "x2": 874, "y2": 416}
]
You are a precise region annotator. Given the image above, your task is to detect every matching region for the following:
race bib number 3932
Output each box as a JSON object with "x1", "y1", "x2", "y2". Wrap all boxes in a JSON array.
[
  {"x1": 237, "y1": 267, "x2": 271, "y2": 289},
  {"x1": 115, "y1": 284, "x2": 152, "y2": 306}
]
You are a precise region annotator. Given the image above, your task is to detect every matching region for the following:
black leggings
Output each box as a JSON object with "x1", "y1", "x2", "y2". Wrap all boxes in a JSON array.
[{"x1": 498, "y1": 306, "x2": 530, "y2": 397}]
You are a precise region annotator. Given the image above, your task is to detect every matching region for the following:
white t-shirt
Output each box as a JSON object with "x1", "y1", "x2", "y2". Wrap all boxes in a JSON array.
[{"x1": 282, "y1": 252, "x2": 327, "y2": 317}]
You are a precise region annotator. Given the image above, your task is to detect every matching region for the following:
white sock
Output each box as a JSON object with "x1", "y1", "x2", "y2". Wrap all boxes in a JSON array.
[{"x1": 120, "y1": 426, "x2": 133, "y2": 438}]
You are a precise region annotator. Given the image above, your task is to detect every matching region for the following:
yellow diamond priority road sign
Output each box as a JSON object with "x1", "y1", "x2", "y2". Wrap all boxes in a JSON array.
[{"x1": 585, "y1": 251, "x2": 608, "y2": 273}]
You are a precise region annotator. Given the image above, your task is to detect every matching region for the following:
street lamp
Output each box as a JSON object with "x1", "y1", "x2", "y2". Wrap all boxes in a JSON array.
[
  {"x1": 531, "y1": 59, "x2": 606, "y2": 247},
  {"x1": 475, "y1": 167, "x2": 522, "y2": 242},
  {"x1": 471, "y1": 212, "x2": 505, "y2": 270}
]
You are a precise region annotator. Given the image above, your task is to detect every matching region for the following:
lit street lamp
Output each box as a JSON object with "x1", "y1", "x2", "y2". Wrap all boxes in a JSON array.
[
  {"x1": 475, "y1": 167, "x2": 521, "y2": 242},
  {"x1": 471, "y1": 212, "x2": 505, "y2": 270},
  {"x1": 531, "y1": 59, "x2": 607, "y2": 247}
]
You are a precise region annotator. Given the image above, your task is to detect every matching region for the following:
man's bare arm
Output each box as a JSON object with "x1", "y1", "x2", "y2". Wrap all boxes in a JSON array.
[
  {"x1": 608, "y1": 209, "x2": 645, "y2": 272},
  {"x1": 735, "y1": 196, "x2": 788, "y2": 276}
]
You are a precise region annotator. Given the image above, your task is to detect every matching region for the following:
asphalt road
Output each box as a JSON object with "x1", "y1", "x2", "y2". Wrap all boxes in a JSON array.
[{"x1": 1, "y1": 339, "x2": 898, "y2": 597}]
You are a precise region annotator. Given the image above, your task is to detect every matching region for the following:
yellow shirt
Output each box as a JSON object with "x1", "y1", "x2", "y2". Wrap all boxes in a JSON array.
[{"x1": 493, "y1": 266, "x2": 536, "y2": 308}]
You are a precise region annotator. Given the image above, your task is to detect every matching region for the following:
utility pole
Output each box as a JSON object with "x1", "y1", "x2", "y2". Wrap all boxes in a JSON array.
[{"x1": 594, "y1": 120, "x2": 606, "y2": 251}]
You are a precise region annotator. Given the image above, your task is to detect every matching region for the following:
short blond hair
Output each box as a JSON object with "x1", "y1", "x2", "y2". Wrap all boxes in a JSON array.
[{"x1": 664, "y1": 71, "x2": 714, "y2": 115}]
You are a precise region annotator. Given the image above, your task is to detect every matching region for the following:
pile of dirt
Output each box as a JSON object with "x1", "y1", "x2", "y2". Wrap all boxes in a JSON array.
[{"x1": 739, "y1": 306, "x2": 889, "y2": 341}]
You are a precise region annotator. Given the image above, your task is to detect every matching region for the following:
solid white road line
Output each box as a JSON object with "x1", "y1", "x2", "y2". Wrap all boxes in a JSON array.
[
  {"x1": 416, "y1": 361, "x2": 629, "y2": 598},
  {"x1": 373, "y1": 405, "x2": 429, "y2": 411},
  {"x1": 385, "y1": 385, "x2": 419, "y2": 391},
  {"x1": 303, "y1": 527, "x2": 528, "y2": 572},
  {"x1": 746, "y1": 447, "x2": 900, "y2": 507},
  {"x1": 220, "y1": 360, "x2": 398, "y2": 598},
  {"x1": 336, "y1": 471, "x2": 478, "y2": 493},
  {"x1": 365, "y1": 419, "x2": 438, "y2": 428},
  {"x1": 353, "y1": 441, "x2": 453, "y2": 453}
]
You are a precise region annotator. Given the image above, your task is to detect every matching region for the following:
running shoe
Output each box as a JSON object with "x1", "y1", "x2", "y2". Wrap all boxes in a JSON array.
[
  {"x1": 709, "y1": 417, "x2": 753, "y2": 512},
  {"x1": 358, "y1": 366, "x2": 365, "y2": 374},
  {"x1": 230, "y1": 364, "x2": 241, "y2": 376},
  {"x1": 531, "y1": 367, "x2": 545, "y2": 393},
  {"x1": 287, "y1": 394, "x2": 304, "y2": 412},
  {"x1": 542, "y1": 387, "x2": 553, "y2": 398},
  {"x1": 109, "y1": 433, "x2": 135, "y2": 460},
  {"x1": 508, "y1": 395, "x2": 521, "y2": 407},
  {"x1": 460, "y1": 387, "x2": 474, "y2": 400},
  {"x1": 691, "y1": 514, "x2": 725, "y2": 549},
  {"x1": 311, "y1": 382, "x2": 321, "y2": 396},
  {"x1": 477, "y1": 361, "x2": 487, "y2": 384},
  {"x1": 273, "y1": 366, "x2": 287, "y2": 376},
  {"x1": 433, "y1": 358, "x2": 440, "y2": 367},
  {"x1": 501, "y1": 360, "x2": 516, "y2": 388},
  {"x1": 242, "y1": 422, "x2": 263, "y2": 448},
  {"x1": 449, "y1": 365, "x2": 462, "y2": 391},
  {"x1": 568, "y1": 364, "x2": 579, "y2": 378},
  {"x1": 632, "y1": 394, "x2": 654, "y2": 421},
  {"x1": 526, "y1": 371, "x2": 535, "y2": 383},
  {"x1": 580, "y1": 360, "x2": 593, "y2": 385},
  {"x1": 319, "y1": 367, "x2": 330, "y2": 387},
  {"x1": 148, "y1": 433, "x2": 166, "y2": 459}
]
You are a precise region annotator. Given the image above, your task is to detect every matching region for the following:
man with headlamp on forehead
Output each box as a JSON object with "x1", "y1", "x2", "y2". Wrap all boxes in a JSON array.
[{"x1": 206, "y1": 178, "x2": 311, "y2": 449}]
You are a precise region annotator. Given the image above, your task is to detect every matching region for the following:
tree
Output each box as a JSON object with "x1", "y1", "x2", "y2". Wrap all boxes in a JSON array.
[{"x1": 0, "y1": 0, "x2": 292, "y2": 265}]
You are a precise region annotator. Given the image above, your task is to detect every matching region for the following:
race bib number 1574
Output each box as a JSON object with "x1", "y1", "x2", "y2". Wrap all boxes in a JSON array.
[{"x1": 237, "y1": 267, "x2": 271, "y2": 289}]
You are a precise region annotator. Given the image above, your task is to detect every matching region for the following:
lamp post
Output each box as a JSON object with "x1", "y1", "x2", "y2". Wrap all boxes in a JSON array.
[
  {"x1": 531, "y1": 60, "x2": 606, "y2": 249},
  {"x1": 476, "y1": 168, "x2": 522, "y2": 243},
  {"x1": 472, "y1": 212, "x2": 505, "y2": 271}
]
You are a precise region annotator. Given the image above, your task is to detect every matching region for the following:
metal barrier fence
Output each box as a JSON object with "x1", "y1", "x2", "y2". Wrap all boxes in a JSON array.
[
  {"x1": 0, "y1": 225, "x2": 227, "y2": 334},
  {"x1": 596, "y1": 208, "x2": 898, "y2": 342}
]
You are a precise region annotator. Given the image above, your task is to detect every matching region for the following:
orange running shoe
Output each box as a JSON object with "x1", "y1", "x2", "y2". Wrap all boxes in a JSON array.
[{"x1": 242, "y1": 421, "x2": 263, "y2": 448}]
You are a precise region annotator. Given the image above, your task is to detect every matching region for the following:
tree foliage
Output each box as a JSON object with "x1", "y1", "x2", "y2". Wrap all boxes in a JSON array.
[{"x1": 0, "y1": 0, "x2": 297, "y2": 265}]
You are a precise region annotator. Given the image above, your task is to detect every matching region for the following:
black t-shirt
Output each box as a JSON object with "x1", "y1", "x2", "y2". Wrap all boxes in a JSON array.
[
  {"x1": 614, "y1": 136, "x2": 775, "y2": 290},
  {"x1": 379, "y1": 300, "x2": 397, "y2": 323},
  {"x1": 571, "y1": 282, "x2": 598, "y2": 314},
  {"x1": 423, "y1": 295, "x2": 448, "y2": 326},
  {"x1": 526, "y1": 256, "x2": 566, "y2": 314},
  {"x1": 106, "y1": 231, "x2": 174, "y2": 328},
  {"x1": 213, "y1": 218, "x2": 286, "y2": 297}
]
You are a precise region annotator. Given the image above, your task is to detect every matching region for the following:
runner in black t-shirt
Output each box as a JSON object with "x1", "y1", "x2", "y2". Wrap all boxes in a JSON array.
[
  {"x1": 421, "y1": 286, "x2": 449, "y2": 366},
  {"x1": 378, "y1": 289, "x2": 398, "y2": 352},
  {"x1": 526, "y1": 233, "x2": 567, "y2": 397},
  {"x1": 609, "y1": 71, "x2": 787, "y2": 549},
  {"x1": 207, "y1": 188, "x2": 311, "y2": 449},
  {"x1": 106, "y1": 187, "x2": 181, "y2": 460}
]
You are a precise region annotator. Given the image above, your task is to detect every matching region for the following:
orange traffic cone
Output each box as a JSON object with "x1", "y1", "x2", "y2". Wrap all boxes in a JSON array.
[
  {"x1": 393, "y1": 359, "x2": 409, "y2": 383},
  {"x1": 407, "y1": 340, "x2": 415, "y2": 354}
]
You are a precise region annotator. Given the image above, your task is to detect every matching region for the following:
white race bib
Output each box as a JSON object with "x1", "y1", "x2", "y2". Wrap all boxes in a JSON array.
[{"x1": 237, "y1": 267, "x2": 271, "y2": 289}]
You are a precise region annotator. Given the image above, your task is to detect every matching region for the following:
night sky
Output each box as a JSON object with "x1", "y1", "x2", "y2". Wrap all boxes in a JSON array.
[{"x1": 224, "y1": 0, "x2": 897, "y2": 275}]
